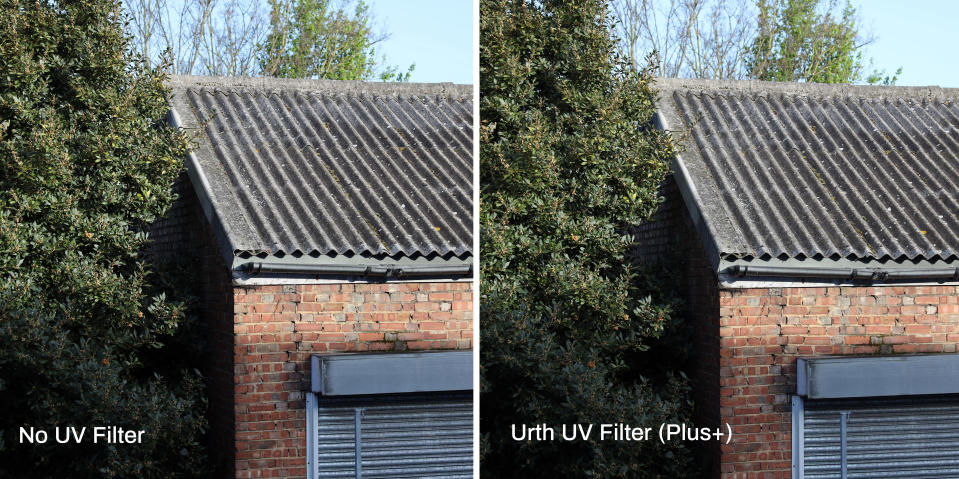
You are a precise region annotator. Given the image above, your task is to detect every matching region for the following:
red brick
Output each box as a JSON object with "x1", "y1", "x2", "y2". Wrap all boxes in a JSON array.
[{"x1": 231, "y1": 279, "x2": 472, "y2": 476}]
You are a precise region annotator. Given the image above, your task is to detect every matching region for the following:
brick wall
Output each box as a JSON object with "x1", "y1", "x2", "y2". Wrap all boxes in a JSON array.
[
  {"x1": 633, "y1": 175, "x2": 959, "y2": 478},
  {"x1": 718, "y1": 285, "x2": 959, "y2": 478},
  {"x1": 231, "y1": 281, "x2": 474, "y2": 478},
  {"x1": 148, "y1": 172, "x2": 475, "y2": 479},
  {"x1": 147, "y1": 172, "x2": 237, "y2": 477},
  {"x1": 632, "y1": 175, "x2": 722, "y2": 477}
]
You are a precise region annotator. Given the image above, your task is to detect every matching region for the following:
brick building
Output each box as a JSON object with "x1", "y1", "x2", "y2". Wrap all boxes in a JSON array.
[
  {"x1": 638, "y1": 78, "x2": 959, "y2": 478},
  {"x1": 151, "y1": 76, "x2": 474, "y2": 478}
]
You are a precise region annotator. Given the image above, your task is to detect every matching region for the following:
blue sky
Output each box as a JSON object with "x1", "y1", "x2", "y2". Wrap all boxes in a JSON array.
[
  {"x1": 367, "y1": 0, "x2": 955, "y2": 88},
  {"x1": 371, "y1": 1, "x2": 474, "y2": 85},
  {"x1": 853, "y1": 0, "x2": 959, "y2": 87}
]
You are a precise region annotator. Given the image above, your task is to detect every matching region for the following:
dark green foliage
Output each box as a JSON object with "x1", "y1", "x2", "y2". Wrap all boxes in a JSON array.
[
  {"x1": 0, "y1": 0, "x2": 207, "y2": 476},
  {"x1": 746, "y1": 0, "x2": 897, "y2": 84},
  {"x1": 259, "y1": 0, "x2": 412, "y2": 81},
  {"x1": 480, "y1": 0, "x2": 694, "y2": 477}
]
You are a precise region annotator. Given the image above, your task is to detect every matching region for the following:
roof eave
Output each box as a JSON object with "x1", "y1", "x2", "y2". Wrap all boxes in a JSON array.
[
  {"x1": 165, "y1": 107, "x2": 238, "y2": 269},
  {"x1": 652, "y1": 106, "x2": 724, "y2": 273}
]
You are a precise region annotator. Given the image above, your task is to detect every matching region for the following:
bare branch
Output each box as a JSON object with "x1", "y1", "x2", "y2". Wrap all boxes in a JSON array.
[{"x1": 612, "y1": 0, "x2": 754, "y2": 79}]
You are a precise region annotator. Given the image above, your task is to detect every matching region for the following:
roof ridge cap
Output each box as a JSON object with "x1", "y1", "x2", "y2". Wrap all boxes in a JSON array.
[
  {"x1": 167, "y1": 74, "x2": 472, "y2": 99},
  {"x1": 653, "y1": 77, "x2": 958, "y2": 101}
]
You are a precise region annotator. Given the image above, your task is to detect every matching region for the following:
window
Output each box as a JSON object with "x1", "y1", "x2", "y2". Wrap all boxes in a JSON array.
[
  {"x1": 307, "y1": 351, "x2": 473, "y2": 479},
  {"x1": 792, "y1": 355, "x2": 959, "y2": 478}
]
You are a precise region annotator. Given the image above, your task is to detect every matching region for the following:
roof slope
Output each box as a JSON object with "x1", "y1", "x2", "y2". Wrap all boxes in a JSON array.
[
  {"x1": 655, "y1": 78, "x2": 959, "y2": 263},
  {"x1": 168, "y1": 75, "x2": 473, "y2": 260}
]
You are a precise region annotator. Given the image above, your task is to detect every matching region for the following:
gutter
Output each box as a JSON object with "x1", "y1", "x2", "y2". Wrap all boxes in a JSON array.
[
  {"x1": 241, "y1": 262, "x2": 473, "y2": 278},
  {"x1": 726, "y1": 265, "x2": 959, "y2": 281}
]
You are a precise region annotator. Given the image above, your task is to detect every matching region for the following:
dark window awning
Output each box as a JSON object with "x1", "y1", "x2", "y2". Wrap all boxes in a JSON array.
[
  {"x1": 311, "y1": 351, "x2": 473, "y2": 396},
  {"x1": 797, "y1": 354, "x2": 959, "y2": 399}
]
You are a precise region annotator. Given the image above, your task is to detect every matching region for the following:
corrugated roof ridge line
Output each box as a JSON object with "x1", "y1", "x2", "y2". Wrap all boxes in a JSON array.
[
  {"x1": 374, "y1": 95, "x2": 472, "y2": 254},
  {"x1": 217, "y1": 89, "x2": 320, "y2": 254},
  {"x1": 656, "y1": 77, "x2": 959, "y2": 264},
  {"x1": 169, "y1": 74, "x2": 472, "y2": 101},
  {"x1": 764, "y1": 93, "x2": 874, "y2": 259},
  {"x1": 901, "y1": 99, "x2": 959, "y2": 241},
  {"x1": 337, "y1": 94, "x2": 462, "y2": 255},
  {"x1": 324, "y1": 94, "x2": 442, "y2": 256},
  {"x1": 416, "y1": 96, "x2": 475, "y2": 174},
  {"x1": 285, "y1": 90, "x2": 392, "y2": 256},
  {"x1": 237, "y1": 90, "x2": 326, "y2": 253},
  {"x1": 251, "y1": 90, "x2": 345, "y2": 252},
  {"x1": 301, "y1": 89, "x2": 440, "y2": 257},
  {"x1": 655, "y1": 97, "x2": 744, "y2": 262},
  {"x1": 773, "y1": 94, "x2": 874, "y2": 260},
  {"x1": 715, "y1": 92, "x2": 820, "y2": 257},
  {"x1": 380, "y1": 94, "x2": 470, "y2": 184},
  {"x1": 202, "y1": 84, "x2": 367, "y2": 256},
  {"x1": 732, "y1": 92, "x2": 816, "y2": 256},
  {"x1": 424, "y1": 97, "x2": 474, "y2": 255},
  {"x1": 168, "y1": 77, "x2": 473, "y2": 261},
  {"x1": 265, "y1": 92, "x2": 365, "y2": 256},
  {"x1": 425, "y1": 101, "x2": 474, "y2": 183},
  {"x1": 747, "y1": 94, "x2": 846, "y2": 257},
  {"x1": 185, "y1": 89, "x2": 264, "y2": 251},
  {"x1": 860, "y1": 97, "x2": 956, "y2": 258},
  {"x1": 792, "y1": 93, "x2": 888, "y2": 259},
  {"x1": 166, "y1": 106, "x2": 242, "y2": 264},
  {"x1": 678, "y1": 92, "x2": 767, "y2": 255},
  {"x1": 376, "y1": 95, "x2": 472, "y2": 253},
  {"x1": 812, "y1": 93, "x2": 925, "y2": 258}
]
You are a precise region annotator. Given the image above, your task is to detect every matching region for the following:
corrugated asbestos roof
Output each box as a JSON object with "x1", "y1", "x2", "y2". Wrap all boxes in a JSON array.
[
  {"x1": 655, "y1": 78, "x2": 959, "y2": 263},
  {"x1": 168, "y1": 75, "x2": 472, "y2": 259}
]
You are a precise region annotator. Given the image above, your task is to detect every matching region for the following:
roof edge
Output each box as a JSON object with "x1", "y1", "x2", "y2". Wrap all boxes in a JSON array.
[
  {"x1": 165, "y1": 108, "x2": 238, "y2": 268},
  {"x1": 653, "y1": 77, "x2": 959, "y2": 101},
  {"x1": 653, "y1": 109, "x2": 727, "y2": 272},
  {"x1": 719, "y1": 256, "x2": 959, "y2": 287},
  {"x1": 727, "y1": 264, "x2": 959, "y2": 282},
  {"x1": 167, "y1": 74, "x2": 472, "y2": 99}
]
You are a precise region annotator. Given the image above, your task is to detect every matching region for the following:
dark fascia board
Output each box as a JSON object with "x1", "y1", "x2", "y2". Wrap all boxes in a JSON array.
[
  {"x1": 232, "y1": 253, "x2": 473, "y2": 280},
  {"x1": 797, "y1": 354, "x2": 959, "y2": 400},
  {"x1": 311, "y1": 351, "x2": 473, "y2": 396},
  {"x1": 720, "y1": 257, "x2": 959, "y2": 284}
]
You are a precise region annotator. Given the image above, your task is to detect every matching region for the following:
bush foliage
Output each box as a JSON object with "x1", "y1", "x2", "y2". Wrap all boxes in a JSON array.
[
  {"x1": 480, "y1": 1, "x2": 695, "y2": 477},
  {"x1": 0, "y1": 0, "x2": 207, "y2": 476}
]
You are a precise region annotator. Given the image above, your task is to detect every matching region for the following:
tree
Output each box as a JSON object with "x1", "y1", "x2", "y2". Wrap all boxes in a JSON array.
[
  {"x1": 480, "y1": 1, "x2": 694, "y2": 477},
  {"x1": 0, "y1": 0, "x2": 207, "y2": 476},
  {"x1": 124, "y1": 0, "x2": 268, "y2": 76},
  {"x1": 259, "y1": 0, "x2": 412, "y2": 80},
  {"x1": 746, "y1": 0, "x2": 876, "y2": 83},
  {"x1": 613, "y1": 0, "x2": 899, "y2": 84},
  {"x1": 123, "y1": 0, "x2": 412, "y2": 80},
  {"x1": 613, "y1": 0, "x2": 754, "y2": 79}
]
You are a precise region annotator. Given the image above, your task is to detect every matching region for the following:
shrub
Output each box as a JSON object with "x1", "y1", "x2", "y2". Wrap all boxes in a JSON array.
[
  {"x1": 0, "y1": 1, "x2": 207, "y2": 476},
  {"x1": 480, "y1": 1, "x2": 694, "y2": 477}
]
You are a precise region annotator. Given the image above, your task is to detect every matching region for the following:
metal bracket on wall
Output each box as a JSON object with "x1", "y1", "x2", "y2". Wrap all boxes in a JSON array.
[
  {"x1": 354, "y1": 408, "x2": 364, "y2": 479},
  {"x1": 306, "y1": 394, "x2": 318, "y2": 479},
  {"x1": 839, "y1": 411, "x2": 849, "y2": 479},
  {"x1": 792, "y1": 396, "x2": 805, "y2": 479}
]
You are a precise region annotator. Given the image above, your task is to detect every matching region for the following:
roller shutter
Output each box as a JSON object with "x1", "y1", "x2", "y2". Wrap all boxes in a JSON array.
[
  {"x1": 801, "y1": 395, "x2": 959, "y2": 479},
  {"x1": 314, "y1": 393, "x2": 472, "y2": 479}
]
